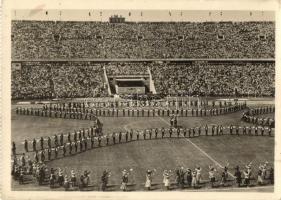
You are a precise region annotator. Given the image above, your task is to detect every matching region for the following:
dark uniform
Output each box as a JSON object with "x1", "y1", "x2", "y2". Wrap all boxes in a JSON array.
[
  {"x1": 230, "y1": 125, "x2": 233, "y2": 135},
  {"x1": 161, "y1": 128, "x2": 165, "y2": 138},
  {"x1": 130, "y1": 130, "x2": 133, "y2": 141},
  {"x1": 62, "y1": 145, "x2": 66, "y2": 156},
  {"x1": 113, "y1": 133, "x2": 116, "y2": 144},
  {"x1": 155, "y1": 128, "x2": 158, "y2": 138},
  {"x1": 40, "y1": 137, "x2": 44, "y2": 150},
  {"x1": 48, "y1": 137, "x2": 52, "y2": 148},
  {"x1": 12, "y1": 142, "x2": 16, "y2": 155},
  {"x1": 47, "y1": 148, "x2": 52, "y2": 160},
  {"x1": 125, "y1": 132, "x2": 128, "y2": 142},
  {"x1": 119, "y1": 132, "x2": 122, "y2": 143},
  {"x1": 32, "y1": 139, "x2": 37, "y2": 151},
  {"x1": 183, "y1": 128, "x2": 187, "y2": 137},
  {"x1": 177, "y1": 128, "x2": 181, "y2": 137}
]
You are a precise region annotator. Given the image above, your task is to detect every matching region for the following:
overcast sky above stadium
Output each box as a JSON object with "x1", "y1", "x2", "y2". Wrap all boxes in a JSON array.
[{"x1": 13, "y1": 10, "x2": 274, "y2": 22}]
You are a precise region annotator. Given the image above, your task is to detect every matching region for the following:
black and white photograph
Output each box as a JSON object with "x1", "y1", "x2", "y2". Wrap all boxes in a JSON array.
[{"x1": 1, "y1": 0, "x2": 281, "y2": 199}]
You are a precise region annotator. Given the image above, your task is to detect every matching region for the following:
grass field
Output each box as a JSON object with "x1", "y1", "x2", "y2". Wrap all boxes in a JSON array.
[{"x1": 11, "y1": 99, "x2": 275, "y2": 192}]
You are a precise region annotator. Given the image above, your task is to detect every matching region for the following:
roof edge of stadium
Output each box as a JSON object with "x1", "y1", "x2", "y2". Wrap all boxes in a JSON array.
[{"x1": 11, "y1": 58, "x2": 275, "y2": 62}]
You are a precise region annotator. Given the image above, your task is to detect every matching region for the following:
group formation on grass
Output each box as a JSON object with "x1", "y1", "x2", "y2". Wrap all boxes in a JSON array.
[
  {"x1": 12, "y1": 158, "x2": 274, "y2": 191},
  {"x1": 15, "y1": 100, "x2": 248, "y2": 118},
  {"x1": 12, "y1": 101, "x2": 275, "y2": 191}
]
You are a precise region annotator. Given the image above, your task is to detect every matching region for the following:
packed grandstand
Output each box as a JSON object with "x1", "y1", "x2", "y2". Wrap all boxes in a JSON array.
[{"x1": 11, "y1": 20, "x2": 275, "y2": 100}]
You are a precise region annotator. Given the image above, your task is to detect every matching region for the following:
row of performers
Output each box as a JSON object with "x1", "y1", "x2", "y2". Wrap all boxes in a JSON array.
[
  {"x1": 39, "y1": 99, "x2": 231, "y2": 109},
  {"x1": 13, "y1": 125, "x2": 273, "y2": 162},
  {"x1": 12, "y1": 161, "x2": 273, "y2": 191},
  {"x1": 16, "y1": 104, "x2": 246, "y2": 118}
]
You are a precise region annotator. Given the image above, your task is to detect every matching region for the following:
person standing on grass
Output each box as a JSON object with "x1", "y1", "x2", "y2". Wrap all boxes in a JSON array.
[
  {"x1": 60, "y1": 133, "x2": 64, "y2": 145},
  {"x1": 195, "y1": 167, "x2": 202, "y2": 184},
  {"x1": 41, "y1": 150, "x2": 45, "y2": 162},
  {"x1": 257, "y1": 165, "x2": 264, "y2": 185},
  {"x1": 32, "y1": 138, "x2": 37, "y2": 151},
  {"x1": 243, "y1": 169, "x2": 250, "y2": 187},
  {"x1": 54, "y1": 135, "x2": 59, "y2": 147},
  {"x1": 62, "y1": 144, "x2": 66, "y2": 157},
  {"x1": 183, "y1": 128, "x2": 187, "y2": 137},
  {"x1": 106, "y1": 135, "x2": 109, "y2": 145},
  {"x1": 47, "y1": 148, "x2": 52, "y2": 160},
  {"x1": 47, "y1": 137, "x2": 52, "y2": 149},
  {"x1": 20, "y1": 153, "x2": 26, "y2": 167},
  {"x1": 255, "y1": 126, "x2": 258, "y2": 136},
  {"x1": 125, "y1": 131, "x2": 129, "y2": 142},
  {"x1": 177, "y1": 127, "x2": 181, "y2": 138},
  {"x1": 186, "y1": 168, "x2": 192, "y2": 187},
  {"x1": 119, "y1": 132, "x2": 122, "y2": 143},
  {"x1": 191, "y1": 170, "x2": 197, "y2": 188},
  {"x1": 161, "y1": 127, "x2": 165, "y2": 138},
  {"x1": 234, "y1": 166, "x2": 242, "y2": 187},
  {"x1": 98, "y1": 136, "x2": 102, "y2": 147},
  {"x1": 145, "y1": 169, "x2": 156, "y2": 191},
  {"x1": 24, "y1": 139, "x2": 28, "y2": 152},
  {"x1": 12, "y1": 141, "x2": 16, "y2": 155},
  {"x1": 130, "y1": 129, "x2": 133, "y2": 141},
  {"x1": 120, "y1": 169, "x2": 131, "y2": 191},
  {"x1": 163, "y1": 170, "x2": 172, "y2": 190},
  {"x1": 112, "y1": 133, "x2": 116, "y2": 144},
  {"x1": 101, "y1": 170, "x2": 110, "y2": 191},
  {"x1": 229, "y1": 124, "x2": 233, "y2": 135},
  {"x1": 209, "y1": 165, "x2": 216, "y2": 188},
  {"x1": 169, "y1": 127, "x2": 173, "y2": 138},
  {"x1": 212, "y1": 125, "x2": 215, "y2": 136},
  {"x1": 40, "y1": 137, "x2": 44, "y2": 150}
]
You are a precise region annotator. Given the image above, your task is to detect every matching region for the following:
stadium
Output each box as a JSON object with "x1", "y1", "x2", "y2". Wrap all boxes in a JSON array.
[{"x1": 11, "y1": 10, "x2": 275, "y2": 192}]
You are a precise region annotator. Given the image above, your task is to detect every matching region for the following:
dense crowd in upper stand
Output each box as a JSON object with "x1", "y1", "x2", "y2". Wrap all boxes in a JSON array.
[
  {"x1": 150, "y1": 62, "x2": 275, "y2": 96},
  {"x1": 106, "y1": 63, "x2": 149, "y2": 76},
  {"x1": 12, "y1": 62, "x2": 107, "y2": 100},
  {"x1": 51, "y1": 63, "x2": 106, "y2": 98},
  {"x1": 11, "y1": 63, "x2": 53, "y2": 99},
  {"x1": 12, "y1": 21, "x2": 274, "y2": 59}
]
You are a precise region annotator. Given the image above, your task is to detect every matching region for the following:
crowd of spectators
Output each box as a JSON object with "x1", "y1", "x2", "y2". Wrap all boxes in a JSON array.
[
  {"x1": 106, "y1": 62, "x2": 149, "y2": 76},
  {"x1": 150, "y1": 61, "x2": 275, "y2": 97},
  {"x1": 11, "y1": 62, "x2": 53, "y2": 99},
  {"x1": 12, "y1": 61, "x2": 274, "y2": 99},
  {"x1": 12, "y1": 21, "x2": 274, "y2": 59},
  {"x1": 12, "y1": 62, "x2": 107, "y2": 100}
]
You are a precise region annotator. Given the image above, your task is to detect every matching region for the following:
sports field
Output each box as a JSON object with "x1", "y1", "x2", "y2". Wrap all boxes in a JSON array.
[{"x1": 11, "y1": 99, "x2": 275, "y2": 192}]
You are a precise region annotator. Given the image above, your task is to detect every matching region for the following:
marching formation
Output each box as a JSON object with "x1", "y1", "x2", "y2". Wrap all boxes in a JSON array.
[
  {"x1": 12, "y1": 100, "x2": 275, "y2": 191},
  {"x1": 15, "y1": 101, "x2": 247, "y2": 118},
  {"x1": 12, "y1": 156, "x2": 274, "y2": 191},
  {"x1": 242, "y1": 106, "x2": 275, "y2": 128}
]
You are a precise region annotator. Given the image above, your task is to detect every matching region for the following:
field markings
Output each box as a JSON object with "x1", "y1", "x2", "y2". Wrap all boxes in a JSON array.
[{"x1": 156, "y1": 115, "x2": 235, "y2": 178}]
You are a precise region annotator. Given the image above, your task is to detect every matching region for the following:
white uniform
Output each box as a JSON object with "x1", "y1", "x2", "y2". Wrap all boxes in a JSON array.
[
  {"x1": 163, "y1": 172, "x2": 171, "y2": 187},
  {"x1": 145, "y1": 173, "x2": 152, "y2": 188}
]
